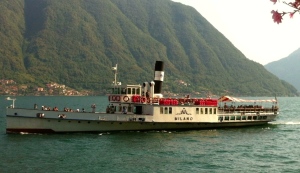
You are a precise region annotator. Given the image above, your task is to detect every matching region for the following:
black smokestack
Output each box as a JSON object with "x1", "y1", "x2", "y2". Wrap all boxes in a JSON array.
[{"x1": 154, "y1": 61, "x2": 164, "y2": 94}]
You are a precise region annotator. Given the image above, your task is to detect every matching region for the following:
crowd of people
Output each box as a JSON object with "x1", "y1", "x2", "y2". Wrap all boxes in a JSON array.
[{"x1": 37, "y1": 104, "x2": 86, "y2": 112}]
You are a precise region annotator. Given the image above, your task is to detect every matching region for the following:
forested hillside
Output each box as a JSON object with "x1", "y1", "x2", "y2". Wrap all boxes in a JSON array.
[
  {"x1": 0, "y1": 0, "x2": 297, "y2": 96},
  {"x1": 265, "y1": 48, "x2": 300, "y2": 91}
]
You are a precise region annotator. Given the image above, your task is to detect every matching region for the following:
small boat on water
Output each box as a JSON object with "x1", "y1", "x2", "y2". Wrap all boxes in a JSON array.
[{"x1": 6, "y1": 61, "x2": 279, "y2": 133}]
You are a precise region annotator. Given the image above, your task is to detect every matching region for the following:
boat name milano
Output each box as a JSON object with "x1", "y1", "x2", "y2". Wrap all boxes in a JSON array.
[{"x1": 175, "y1": 108, "x2": 193, "y2": 121}]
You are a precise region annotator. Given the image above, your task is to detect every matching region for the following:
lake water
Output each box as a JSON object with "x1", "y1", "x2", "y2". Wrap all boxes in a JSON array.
[{"x1": 0, "y1": 96, "x2": 300, "y2": 173}]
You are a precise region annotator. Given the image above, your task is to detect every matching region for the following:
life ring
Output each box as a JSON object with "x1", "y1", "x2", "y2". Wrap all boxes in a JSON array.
[
  {"x1": 153, "y1": 98, "x2": 158, "y2": 103},
  {"x1": 135, "y1": 96, "x2": 141, "y2": 102},
  {"x1": 116, "y1": 96, "x2": 120, "y2": 101},
  {"x1": 123, "y1": 96, "x2": 129, "y2": 102},
  {"x1": 131, "y1": 96, "x2": 135, "y2": 102},
  {"x1": 112, "y1": 96, "x2": 116, "y2": 101},
  {"x1": 132, "y1": 96, "x2": 136, "y2": 102},
  {"x1": 141, "y1": 97, "x2": 146, "y2": 103}
]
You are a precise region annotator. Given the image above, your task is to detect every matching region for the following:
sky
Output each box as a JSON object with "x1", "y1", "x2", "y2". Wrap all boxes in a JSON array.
[{"x1": 172, "y1": 0, "x2": 300, "y2": 65}]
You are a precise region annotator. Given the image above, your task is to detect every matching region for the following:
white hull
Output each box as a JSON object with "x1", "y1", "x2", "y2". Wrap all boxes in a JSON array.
[
  {"x1": 6, "y1": 116, "x2": 271, "y2": 133},
  {"x1": 6, "y1": 108, "x2": 277, "y2": 133}
]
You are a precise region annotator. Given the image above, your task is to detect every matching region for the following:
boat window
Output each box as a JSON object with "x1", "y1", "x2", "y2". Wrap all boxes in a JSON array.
[
  {"x1": 118, "y1": 88, "x2": 121, "y2": 94},
  {"x1": 209, "y1": 108, "x2": 212, "y2": 114},
  {"x1": 127, "y1": 88, "x2": 131, "y2": 94},
  {"x1": 253, "y1": 116, "x2": 257, "y2": 120},
  {"x1": 164, "y1": 107, "x2": 168, "y2": 114},
  {"x1": 112, "y1": 88, "x2": 120, "y2": 94},
  {"x1": 137, "y1": 88, "x2": 140, "y2": 95},
  {"x1": 196, "y1": 108, "x2": 199, "y2": 114},
  {"x1": 205, "y1": 108, "x2": 208, "y2": 114},
  {"x1": 169, "y1": 107, "x2": 172, "y2": 114},
  {"x1": 242, "y1": 116, "x2": 246, "y2": 120},
  {"x1": 160, "y1": 107, "x2": 163, "y2": 114},
  {"x1": 263, "y1": 116, "x2": 267, "y2": 120},
  {"x1": 236, "y1": 116, "x2": 241, "y2": 120},
  {"x1": 200, "y1": 108, "x2": 203, "y2": 114},
  {"x1": 135, "y1": 106, "x2": 142, "y2": 114},
  {"x1": 230, "y1": 116, "x2": 235, "y2": 120},
  {"x1": 214, "y1": 108, "x2": 217, "y2": 114},
  {"x1": 219, "y1": 116, "x2": 223, "y2": 121},
  {"x1": 133, "y1": 107, "x2": 136, "y2": 113},
  {"x1": 247, "y1": 116, "x2": 252, "y2": 120},
  {"x1": 121, "y1": 88, "x2": 126, "y2": 94},
  {"x1": 225, "y1": 116, "x2": 229, "y2": 120},
  {"x1": 132, "y1": 88, "x2": 136, "y2": 94}
]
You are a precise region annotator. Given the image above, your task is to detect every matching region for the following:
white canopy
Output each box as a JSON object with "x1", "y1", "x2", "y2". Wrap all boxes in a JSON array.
[{"x1": 218, "y1": 96, "x2": 277, "y2": 103}]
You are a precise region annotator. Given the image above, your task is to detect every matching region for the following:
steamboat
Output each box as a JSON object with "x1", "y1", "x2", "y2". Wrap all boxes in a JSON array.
[{"x1": 6, "y1": 61, "x2": 279, "y2": 133}]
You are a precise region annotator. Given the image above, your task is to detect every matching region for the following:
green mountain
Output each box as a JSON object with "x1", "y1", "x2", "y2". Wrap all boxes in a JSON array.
[
  {"x1": 0, "y1": 0, "x2": 297, "y2": 96},
  {"x1": 265, "y1": 48, "x2": 300, "y2": 91}
]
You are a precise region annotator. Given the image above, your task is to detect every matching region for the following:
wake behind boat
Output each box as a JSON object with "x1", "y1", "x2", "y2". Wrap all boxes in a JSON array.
[{"x1": 6, "y1": 61, "x2": 279, "y2": 133}]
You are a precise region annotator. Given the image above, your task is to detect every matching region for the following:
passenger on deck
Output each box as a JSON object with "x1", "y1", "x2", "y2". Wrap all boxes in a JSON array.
[
  {"x1": 106, "y1": 106, "x2": 109, "y2": 113},
  {"x1": 110, "y1": 104, "x2": 115, "y2": 113},
  {"x1": 91, "y1": 104, "x2": 96, "y2": 113},
  {"x1": 224, "y1": 103, "x2": 228, "y2": 108},
  {"x1": 122, "y1": 106, "x2": 127, "y2": 114}
]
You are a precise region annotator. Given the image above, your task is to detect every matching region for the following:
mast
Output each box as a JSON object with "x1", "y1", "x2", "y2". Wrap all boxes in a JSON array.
[{"x1": 112, "y1": 64, "x2": 118, "y2": 88}]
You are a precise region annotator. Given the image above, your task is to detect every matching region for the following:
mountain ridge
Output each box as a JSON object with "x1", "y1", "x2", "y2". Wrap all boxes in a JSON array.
[
  {"x1": 0, "y1": 0, "x2": 297, "y2": 96},
  {"x1": 265, "y1": 48, "x2": 300, "y2": 91}
]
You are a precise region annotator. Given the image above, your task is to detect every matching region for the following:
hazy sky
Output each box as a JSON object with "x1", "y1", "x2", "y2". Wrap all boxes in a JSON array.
[{"x1": 172, "y1": 0, "x2": 300, "y2": 65}]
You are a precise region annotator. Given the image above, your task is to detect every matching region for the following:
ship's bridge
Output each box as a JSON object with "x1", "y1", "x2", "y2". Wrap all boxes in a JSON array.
[{"x1": 109, "y1": 85, "x2": 142, "y2": 103}]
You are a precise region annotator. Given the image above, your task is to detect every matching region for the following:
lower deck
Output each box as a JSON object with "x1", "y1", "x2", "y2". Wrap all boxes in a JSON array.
[{"x1": 6, "y1": 115, "x2": 271, "y2": 133}]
